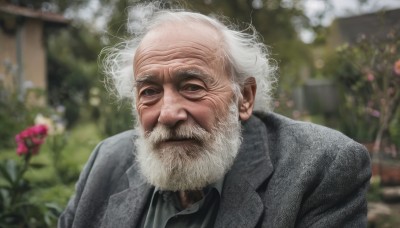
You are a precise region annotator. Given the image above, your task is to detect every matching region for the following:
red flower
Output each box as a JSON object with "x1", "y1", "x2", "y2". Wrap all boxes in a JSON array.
[
  {"x1": 366, "y1": 72, "x2": 374, "y2": 82},
  {"x1": 16, "y1": 143, "x2": 28, "y2": 156},
  {"x1": 394, "y1": 59, "x2": 400, "y2": 76},
  {"x1": 15, "y1": 124, "x2": 48, "y2": 156}
]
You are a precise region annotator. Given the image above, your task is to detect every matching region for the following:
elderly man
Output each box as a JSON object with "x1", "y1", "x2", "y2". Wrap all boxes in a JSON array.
[{"x1": 59, "y1": 3, "x2": 371, "y2": 228}]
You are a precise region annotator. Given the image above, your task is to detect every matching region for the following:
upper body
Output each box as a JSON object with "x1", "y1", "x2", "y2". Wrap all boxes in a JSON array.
[
  {"x1": 59, "y1": 112, "x2": 371, "y2": 228},
  {"x1": 59, "y1": 2, "x2": 371, "y2": 228}
]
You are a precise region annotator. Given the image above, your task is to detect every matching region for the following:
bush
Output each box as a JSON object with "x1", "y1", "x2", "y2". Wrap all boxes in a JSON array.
[
  {"x1": 0, "y1": 85, "x2": 48, "y2": 149},
  {"x1": 324, "y1": 30, "x2": 400, "y2": 154}
]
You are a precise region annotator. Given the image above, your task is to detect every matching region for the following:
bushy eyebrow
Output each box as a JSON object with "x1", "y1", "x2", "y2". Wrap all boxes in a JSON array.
[
  {"x1": 175, "y1": 69, "x2": 215, "y2": 84},
  {"x1": 134, "y1": 74, "x2": 159, "y2": 88},
  {"x1": 134, "y1": 69, "x2": 216, "y2": 88}
]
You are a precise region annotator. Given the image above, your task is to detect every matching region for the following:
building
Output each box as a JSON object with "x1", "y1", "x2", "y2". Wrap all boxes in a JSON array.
[
  {"x1": 296, "y1": 8, "x2": 400, "y2": 117},
  {"x1": 326, "y1": 8, "x2": 400, "y2": 48},
  {"x1": 0, "y1": 1, "x2": 69, "y2": 105}
]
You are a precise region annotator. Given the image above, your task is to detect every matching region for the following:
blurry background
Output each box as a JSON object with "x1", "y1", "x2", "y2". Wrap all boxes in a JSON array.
[{"x1": 0, "y1": 0, "x2": 399, "y2": 227}]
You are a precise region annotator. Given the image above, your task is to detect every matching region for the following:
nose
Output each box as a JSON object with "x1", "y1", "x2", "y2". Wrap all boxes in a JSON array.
[{"x1": 158, "y1": 89, "x2": 188, "y2": 127}]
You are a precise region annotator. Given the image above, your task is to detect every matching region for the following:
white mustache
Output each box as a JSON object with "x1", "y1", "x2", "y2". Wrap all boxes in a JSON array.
[{"x1": 146, "y1": 124, "x2": 210, "y2": 145}]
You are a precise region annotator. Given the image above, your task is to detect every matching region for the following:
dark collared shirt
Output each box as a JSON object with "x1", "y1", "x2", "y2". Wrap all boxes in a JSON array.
[{"x1": 140, "y1": 178, "x2": 224, "y2": 228}]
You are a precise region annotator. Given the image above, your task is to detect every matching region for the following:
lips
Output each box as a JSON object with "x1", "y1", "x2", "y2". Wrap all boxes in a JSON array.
[{"x1": 156, "y1": 137, "x2": 199, "y2": 147}]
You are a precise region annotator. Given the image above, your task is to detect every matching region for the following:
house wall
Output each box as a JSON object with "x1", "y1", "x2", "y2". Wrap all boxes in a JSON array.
[
  {"x1": 0, "y1": 24, "x2": 17, "y2": 91},
  {"x1": 22, "y1": 19, "x2": 46, "y2": 106},
  {"x1": 0, "y1": 17, "x2": 46, "y2": 105},
  {"x1": 22, "y1": 19, "x2": 46, "y2": 90},
  {"x1": 325, "y1": 21, "x2": 345, "y2": 50}
]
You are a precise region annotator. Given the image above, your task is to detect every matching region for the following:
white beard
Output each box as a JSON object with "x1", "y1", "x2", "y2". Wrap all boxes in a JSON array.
[{"x1": 135, "y1": 103, "x2": 242, "y2": 191}]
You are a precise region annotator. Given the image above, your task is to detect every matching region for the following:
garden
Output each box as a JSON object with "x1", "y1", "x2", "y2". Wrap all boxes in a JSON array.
[{"x1": 1, "y1": 0, "x2": 400, "y2": 227}]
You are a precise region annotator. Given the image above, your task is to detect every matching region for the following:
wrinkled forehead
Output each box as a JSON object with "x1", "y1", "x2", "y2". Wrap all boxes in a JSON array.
[{"x1": 134, "y1": 21, "x2": 224, "y2": 60}]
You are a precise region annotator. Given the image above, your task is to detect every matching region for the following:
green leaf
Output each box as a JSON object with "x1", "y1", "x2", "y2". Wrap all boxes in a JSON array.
[
  {"x1": 0, "y1": 160, "x2": 19, "y2": 185},
  {"x1": 0, "y1": 188, "x2": 11, "y2": 209},
  {"x1": 29, "y1": 162, "x2": 47, "y2": 169},
  {"x1": 45, "y1": 202, "x2": 63, "y2": 216}
]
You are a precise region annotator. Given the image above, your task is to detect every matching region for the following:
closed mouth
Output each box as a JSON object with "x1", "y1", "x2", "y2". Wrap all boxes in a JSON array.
[
  {"x1": 164, "y1": 137, "x2": 195, "y2": 143},
  {"x1": 156, "y1": 138, "x2": 198, "y2": 147}
]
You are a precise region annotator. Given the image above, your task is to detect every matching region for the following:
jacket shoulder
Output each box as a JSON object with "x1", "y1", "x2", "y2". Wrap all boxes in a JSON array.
[
  {"x1": 100, "y1": 129, "x2": 138, "y2": 152},
  {"x1": 58, "y1": 130, "x2": 140, "y2": 228},
  {"x1": 253, "y1": 111, "x2": 367, "y2": 164},
  {"x1": 252, "y1": 112, "x2": 371, "y2": 227},
  {"x1": 92, "y1": 130, "x2": 139, "y2": 179}
]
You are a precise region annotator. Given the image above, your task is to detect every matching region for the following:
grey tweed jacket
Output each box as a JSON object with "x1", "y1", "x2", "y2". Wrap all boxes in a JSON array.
[{"x1": 58, "y1": 112, "x2": 371, "y2": 228}]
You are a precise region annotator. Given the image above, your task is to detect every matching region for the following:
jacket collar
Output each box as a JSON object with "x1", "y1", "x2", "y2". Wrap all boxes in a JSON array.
[
  {"x1": 101, "y1": 160, "x2": 153, "y2": 228},
  {"x1": 215, "y1": 114, "x2": 274, "y2": 227},
  {"x1": 103, "y1": 114, "x2": 273, "y2": 228}
]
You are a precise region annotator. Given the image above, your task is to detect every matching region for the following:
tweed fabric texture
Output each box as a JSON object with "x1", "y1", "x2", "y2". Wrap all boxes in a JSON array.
[{"x1": 58, "y1": 112, "x2": 371, "y2": 228}]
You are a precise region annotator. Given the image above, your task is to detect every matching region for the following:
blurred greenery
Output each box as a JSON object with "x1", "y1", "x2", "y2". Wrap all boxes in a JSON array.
[
  {"x1": 322, "y1": 30, "x2": 400, "y2": 155},
  {"x1": 368, "y1": 177, "x2": 382, "y2": 202},
  {"x1": 0, "y1": 121, "x2": 101, "y2": 226}
]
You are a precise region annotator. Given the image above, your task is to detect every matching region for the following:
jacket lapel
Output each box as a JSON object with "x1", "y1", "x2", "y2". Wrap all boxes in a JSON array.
[
  {"x1": 215, "y1": 115, "x2": 274, "y2": 228},
  {"x1": 101, "y1": 163, "x2": 152, "y2": 228},
  {"x1": 102, "y1": 115, "x2": 273, "y2": 228}
]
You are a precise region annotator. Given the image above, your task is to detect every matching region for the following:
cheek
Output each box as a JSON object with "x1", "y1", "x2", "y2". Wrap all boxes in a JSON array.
[
  {"x1": 136, "y1": 103, "x2": 160, "y2": 132},
  {"x1": 186, "y1": 104, "x2": 217, "y2": 131},
  {"x1": 188, "y1": 95, "x2": 232, "y2": 131}
]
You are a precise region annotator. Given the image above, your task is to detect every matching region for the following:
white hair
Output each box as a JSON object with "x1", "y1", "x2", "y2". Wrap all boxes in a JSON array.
[{"x1": 101, "y1": 2, "x2": 277, "y2": 112}]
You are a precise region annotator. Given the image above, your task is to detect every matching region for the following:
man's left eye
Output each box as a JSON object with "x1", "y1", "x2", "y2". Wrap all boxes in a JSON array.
[{"x1": 182, "y1": 84, "x2": 203, "y2": 91}]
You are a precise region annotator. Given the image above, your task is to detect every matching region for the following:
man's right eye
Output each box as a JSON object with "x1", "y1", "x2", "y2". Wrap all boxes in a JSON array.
[{"x1": 141, "y1": 88, "x2": 159, "y2": 96}]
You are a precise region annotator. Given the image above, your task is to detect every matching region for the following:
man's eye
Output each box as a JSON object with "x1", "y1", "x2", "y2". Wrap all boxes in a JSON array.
[
  {"x1": 141, "y1": 88, "x2": 159, "y2": 96},
  {"x1": 182, "y1": 84, "x2": 203, "y2": 92}
]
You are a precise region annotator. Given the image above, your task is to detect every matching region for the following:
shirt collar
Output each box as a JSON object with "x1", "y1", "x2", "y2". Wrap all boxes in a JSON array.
[{"x1": 154, "y1": 175, "x2": 225, "y2": 197}]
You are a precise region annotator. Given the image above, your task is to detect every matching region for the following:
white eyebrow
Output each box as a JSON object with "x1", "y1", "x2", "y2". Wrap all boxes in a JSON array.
[
  {"x1": 175, "y1": 69, "x2": 215, "y2": 84},
  {"x1": 134, "y1": 74, "x2": 159, "y2": 88}
]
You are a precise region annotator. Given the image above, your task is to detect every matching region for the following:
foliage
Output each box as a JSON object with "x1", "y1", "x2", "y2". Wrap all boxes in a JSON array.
[
  {"x1": 34, "y1": 113, "x2": 70, "y2": 184},
  {"x1": 0, "y1": 84, "x2": 49, "y2": 150},
  {"x1": 98, "y1": 100, "x2": 134, "y2": 137},
  {"x1": 0, "y1": 159, "x2": 62, "y2": 227},
  {"x1": 46, "y1": 26, "x2": 101, "y2": 127},
  {"x1": 0, "y1": 117, "x2": 96, "y2": 226},
  {"x1": 13, "y1": 0, "x2": 88, "y2": 13},
  {"x1": 44, "y1": 11, "x2": 134, "y2": 134},
  {"x1": 324, "y1": 31, "x2": 400, "y2": 155},
  {"x1": 0, "y1": 96, "x2": 30, "y2": 149},
  {"x1": 0, "y1": 125, "x2": 62, "y2": 227},
  {"x1": 367, "y1": 176, "x2": 382, "y2": 202}
]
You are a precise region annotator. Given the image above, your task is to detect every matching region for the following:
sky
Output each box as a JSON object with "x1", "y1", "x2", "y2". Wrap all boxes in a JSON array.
[
  {"x1": 301, "y1": 0, "x2": 400, "y2": 42},
  {"x1": 305, "y1": 0, "x2": 400, "y2": 26},
  {"x1": 68, "y1": 0, "x2": 400, "y2": 43}
]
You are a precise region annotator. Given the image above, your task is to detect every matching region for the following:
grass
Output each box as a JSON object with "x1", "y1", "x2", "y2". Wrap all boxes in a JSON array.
[{"x1": 0, "y1": 120, "x2": 103, "y2": 209}]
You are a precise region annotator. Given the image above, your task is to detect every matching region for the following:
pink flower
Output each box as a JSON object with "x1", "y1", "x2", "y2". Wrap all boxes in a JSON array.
[
  {"x1": 16, "y1": 143, "x2": 28, "y2": 155},
  {"x1": 15, "y1": 124, "x2": 48, "y2": 156},
  {"x1": 366, "y1": 72, "x2": 374, "y2": 82},
  {"x1": 371, "y1": 110, "x2": 380, "y2": 118},
  {"x1": 31, "y1": 124, "x2": 48, "y2": 135},
  {"x1": 394, "y1": 59, "x2": 400, "y2": 76}
]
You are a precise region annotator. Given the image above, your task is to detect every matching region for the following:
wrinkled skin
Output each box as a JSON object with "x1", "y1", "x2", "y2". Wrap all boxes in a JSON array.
[{"x1": 134, "y1": 22, "x2": 255, "y2": 138}]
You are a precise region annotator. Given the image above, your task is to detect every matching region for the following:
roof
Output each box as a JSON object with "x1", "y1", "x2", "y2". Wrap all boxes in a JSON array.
[
  {"x1": 334, "y1": 8, "x2": 400, "y2": 43},
  {"x1": 0, "y1": 3, "x2": 69, "y2": 25}
]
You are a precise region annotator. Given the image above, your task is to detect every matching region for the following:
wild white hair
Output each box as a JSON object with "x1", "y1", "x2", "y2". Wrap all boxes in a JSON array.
[{"x1": 101, "y1": 1, "x2": 277, "y2": 112}]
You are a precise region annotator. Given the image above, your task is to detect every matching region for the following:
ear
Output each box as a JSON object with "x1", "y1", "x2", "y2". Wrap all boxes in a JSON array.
[{"x1": 239, "y1": 77, "x2": 256, "y2": 121}]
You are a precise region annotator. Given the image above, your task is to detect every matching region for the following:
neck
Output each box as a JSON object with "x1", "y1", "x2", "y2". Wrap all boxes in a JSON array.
[{"x1": 177, "y1": 190, "x2": 204, "y2": 209}]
